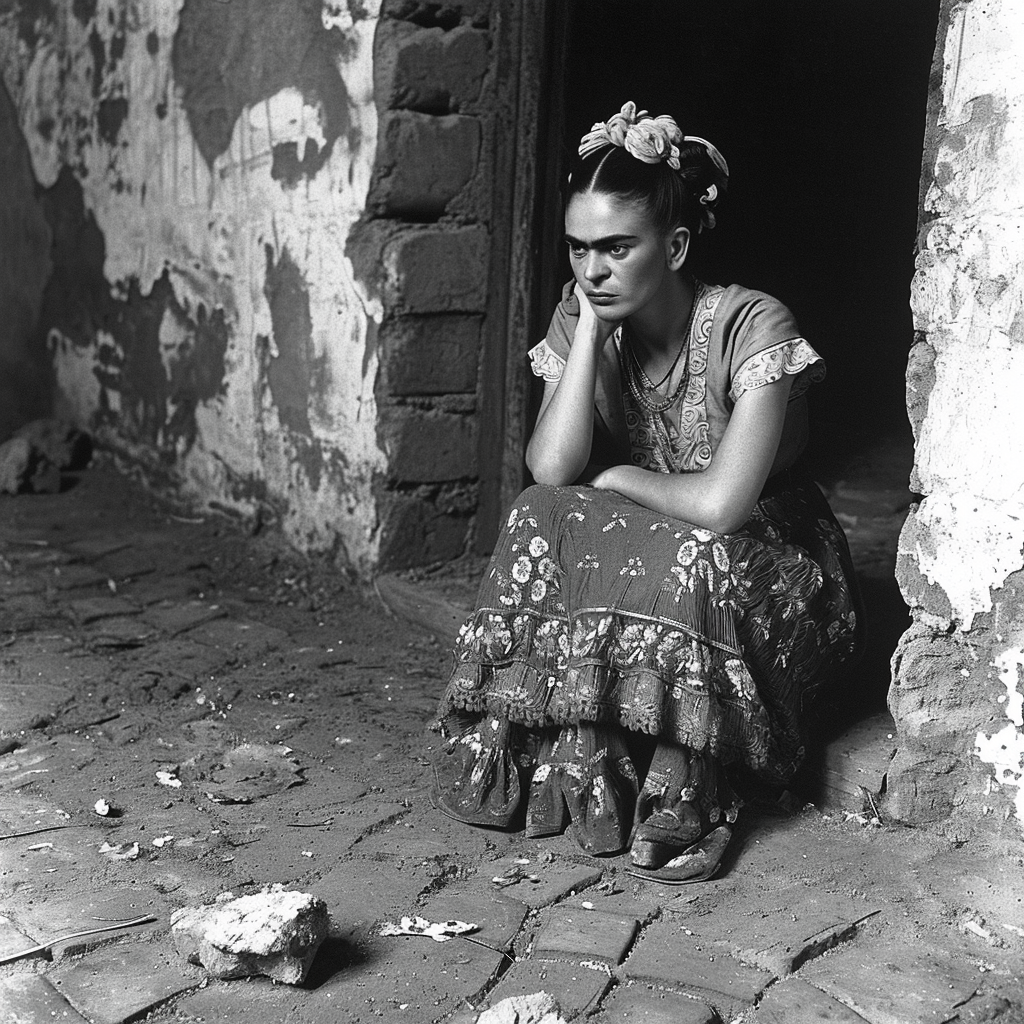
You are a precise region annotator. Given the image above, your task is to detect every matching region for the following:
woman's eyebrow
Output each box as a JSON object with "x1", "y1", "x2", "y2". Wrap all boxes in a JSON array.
[{"x1": 564, "y1": 233, "x2": 638, "y2": 247}]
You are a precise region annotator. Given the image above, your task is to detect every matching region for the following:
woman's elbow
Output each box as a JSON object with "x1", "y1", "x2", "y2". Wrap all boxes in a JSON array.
[
  {"x1": 525, "y1": 448, "x2": 571, "y2": 487},
  {"x1": 701, "y1": 492, "x2": 756, "y2": 535}
]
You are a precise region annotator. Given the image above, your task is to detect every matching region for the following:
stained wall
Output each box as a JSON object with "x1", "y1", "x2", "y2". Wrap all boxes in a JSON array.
[
  {"x1": 890, "y1": 0, "x2": 1024, "y2": 842},
  {"x1": 0, "y1": 0, "x2": 497, "y2": 574}
]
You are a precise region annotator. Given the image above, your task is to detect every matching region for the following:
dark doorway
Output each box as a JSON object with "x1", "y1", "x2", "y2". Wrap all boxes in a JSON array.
[
  {"x1": 553, "y1": 0, "x2": 939, "y2": 455},
  {"x1": 530, "y1": 1, "x2": 940, "y2": 720}
]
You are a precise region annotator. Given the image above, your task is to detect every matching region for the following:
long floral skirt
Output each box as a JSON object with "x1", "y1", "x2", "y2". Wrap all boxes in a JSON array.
[{"x1": 432, "y1": 470, "x2": 863, "y2": 844}]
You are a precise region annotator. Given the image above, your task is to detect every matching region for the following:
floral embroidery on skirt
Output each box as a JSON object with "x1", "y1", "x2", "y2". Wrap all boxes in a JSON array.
[{"x1": 436, "y1": 472, "x2": 861, "y2": 788}]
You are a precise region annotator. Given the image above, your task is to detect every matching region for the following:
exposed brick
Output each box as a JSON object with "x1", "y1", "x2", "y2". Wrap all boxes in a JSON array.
[
  {"x1": 598, "y1": 985, "x2": 719, "y2": 1024},
  {"x1": 380, "y1": 314, "x2": 481, "y2": 395},
  {"x1": 418, "y1": 885, "x2": 529, "y2": 952},
  {"x1": 383, "y1": 226, "x2": 490, "y2": 314},
  {"x1": 799, "y1": 939, "x2": 982, "y2": 1024},
  {"x1": 51, "y1": 944, "x2": 201, "y2": 1024},
  {"x1": 377, "y1": 490, "x2": 474, "y2": 570},
  {"x1": 686, "y1": 881, "x2": 879, "y2": 977},
  {"x1": 374, "y1": 111, "x2": 480, "y2": 218},
  {"x1": 0, "y1": 974, "x2": 90, "y2": 1024},
  {"x1": 375, "y1": 21, "x2": 489, "y2": 113},
  {"x1": 382, "y1": 406, "x2": 476, "y2": 482},
  {"x1": 623, "y1": 919, "x2": 775, "y2": 1020},
  {"x1": 749, "y1": 977, "x2": 869, "y2": 1023},
  {"x1": 483, "y1": 959, "x2": 611, "y2": 1018},
  {"x1": 533, "y1": 905, "x2": 638, "y2": 966},
  {"x1": 509, "y1": 862, "x2": 604, "y2": 910}
]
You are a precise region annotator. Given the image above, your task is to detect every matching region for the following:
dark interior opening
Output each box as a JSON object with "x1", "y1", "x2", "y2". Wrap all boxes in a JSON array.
[{"x1": 534, "y1": 0, "x2": 940, "y2": 727}]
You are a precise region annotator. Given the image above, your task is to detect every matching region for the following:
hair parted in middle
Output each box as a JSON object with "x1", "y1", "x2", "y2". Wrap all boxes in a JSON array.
[{"x1": 566, "y1": 102, "x2": 729, "y2": 238}]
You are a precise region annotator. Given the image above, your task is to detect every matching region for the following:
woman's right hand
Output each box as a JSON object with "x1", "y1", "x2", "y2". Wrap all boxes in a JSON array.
[{"x1": 572, "y1": 282, "x2": 619, "y2": 351}]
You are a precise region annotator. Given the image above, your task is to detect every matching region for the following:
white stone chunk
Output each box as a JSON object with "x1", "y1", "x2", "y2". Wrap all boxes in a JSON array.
[{"x1": 170, "y1": 886, "x2": 329, "y2": 984}]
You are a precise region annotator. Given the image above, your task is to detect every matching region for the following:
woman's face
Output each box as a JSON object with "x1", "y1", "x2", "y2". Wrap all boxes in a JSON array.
[{"x1": 564, "y1": 190, "x2": 680, "y2": 322}]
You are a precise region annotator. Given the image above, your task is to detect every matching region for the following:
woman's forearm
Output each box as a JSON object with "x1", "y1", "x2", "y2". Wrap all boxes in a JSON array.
[{"x1": 526, "y1": 334, "x2": 608, "y2": 485}]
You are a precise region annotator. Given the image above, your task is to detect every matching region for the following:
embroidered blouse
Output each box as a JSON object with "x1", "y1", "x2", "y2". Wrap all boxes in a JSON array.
[{"x1": 528, "y1": 280, "x2": 824, "y2": 476}]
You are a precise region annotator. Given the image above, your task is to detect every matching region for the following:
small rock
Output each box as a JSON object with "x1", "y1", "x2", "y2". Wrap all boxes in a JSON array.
[
  {"x1": 477, "y1": 992, "x2": 568, "y2": 1024},
  {"x1": 170, "y1": 885, "x2": 329, "y2": 984}
]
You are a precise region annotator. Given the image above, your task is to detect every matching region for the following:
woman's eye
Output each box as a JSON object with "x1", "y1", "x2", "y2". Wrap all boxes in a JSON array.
[
  {"x1": 569, "y1": 245, "x2": 587, "y2": 259},
  {"x1": 609, "y1": 244, "x2": 628, "y2": 257}
]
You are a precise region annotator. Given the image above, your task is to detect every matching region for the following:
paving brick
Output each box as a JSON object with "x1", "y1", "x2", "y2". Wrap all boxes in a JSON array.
[
  {"x1": 186, "y1": 617, "x2": 288, "y2": 659},
  {"x1": 51, "y1": 943, "x2": 202, "y2": 1024},
  {"x1": 83, "y1": 615, "x2": 156, "y2": 648},
  {"x1": 317, "y1": 857, "x2": 428, "y2": 941},
  {"x1": 533, "y1": 905, "x2": 638, "y2": 965},
  {"x1": 12, "y1": 888, "x2": 166, "y2": 958},
  {"x1": 419, "y1": 884, "x2": 529, "y2": 953},
  {"x1": 623, "y1": 919, "x2": 775, "y2": 1020},
  {"x1": 66, "y1": 594, "x2": 141, "y2": 624},
  {"x1": 748, "y1": 977, "x2": 871, "y2": 1022},
  {"x1": 0, "y1": 678, "x2": 72, "y2": 735},
  {"x1": 0, "y1": 914, "x2": 34, "y2": 959},
  {"x1": 799, "y1": 940, "x2": 986, "y2": 1024},
  {"x1": 677, "y1": 881, "x2": 880, "y2": 976},
  {"x1": 0, "y1": 973, "x2": 90, "y2": 1023},
  {"x1": 91, "y1": 548, "x2": 157, "y2": 581},
  {"x1": 64, "y1": 537, "x2": 132, "y2": 560},
  {"x1": 498, "y1": 860, "x2": 604, "y2": 909},
  {"x1": 140, "y1": 600, "x2": 228, "y2": 637},
  {"x1": 595, "y1": 983, "x2": 719, "y2": 1023},
  {"x1": 483, "y1": 957, "x2": 611, "y2": 1018},
  {"x1": 49, "y1": 563, "x2": 109, "y2": 590}
]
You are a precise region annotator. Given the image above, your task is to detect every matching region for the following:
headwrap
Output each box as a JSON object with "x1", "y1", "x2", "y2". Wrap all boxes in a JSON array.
[{"x1": 578, "y1": 101, "x2": 729, "y2": 230}]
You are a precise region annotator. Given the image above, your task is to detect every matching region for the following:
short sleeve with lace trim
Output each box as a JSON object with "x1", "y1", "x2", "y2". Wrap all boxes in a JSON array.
[
  {"x1": 729, "y1": 338, "x2": 825, "y2": 403},
  {"x1": 528, "y1": 339, "x2": 565, "y2": 382}
]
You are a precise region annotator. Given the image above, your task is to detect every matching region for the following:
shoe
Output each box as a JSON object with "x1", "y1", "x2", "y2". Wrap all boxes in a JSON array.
[
  {"x1": 629, "y1": 804, "x2": 702, "y2": 868},
  {"x1": 626, "y1": 825, "x2": 732, "y2": 885},
  {"x1": 431, "y1": 715, "x2": 522, "y2": 829}
]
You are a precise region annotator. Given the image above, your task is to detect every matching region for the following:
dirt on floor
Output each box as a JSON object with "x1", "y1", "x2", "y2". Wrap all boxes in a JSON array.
[{"x1": 2, "y1": 447, "x2": 1023, "y2": 1023}]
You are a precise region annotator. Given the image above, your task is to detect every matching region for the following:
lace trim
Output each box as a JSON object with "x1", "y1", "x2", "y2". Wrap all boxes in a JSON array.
[
  {"x1": 729, "y1": 338, "x2": 825, "y2": 403},
  {"x1": 528, "y1": 340, "x2": 566, "y2": 383}
]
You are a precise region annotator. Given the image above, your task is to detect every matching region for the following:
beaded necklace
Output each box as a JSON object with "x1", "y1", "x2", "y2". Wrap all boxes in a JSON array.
[{"x1": 621, "y1": 281, "x2": 703, "y2": 414}]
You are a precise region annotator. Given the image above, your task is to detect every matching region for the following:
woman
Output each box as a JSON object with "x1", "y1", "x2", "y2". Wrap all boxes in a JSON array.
[{"x1": 431, "y1": 102, "x2": 863, "y2": 883}]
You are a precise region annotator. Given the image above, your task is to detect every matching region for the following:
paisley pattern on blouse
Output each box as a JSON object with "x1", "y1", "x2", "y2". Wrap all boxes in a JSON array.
[{"x1": 440, "y1": 479, "x2": 861, "y2": 781}]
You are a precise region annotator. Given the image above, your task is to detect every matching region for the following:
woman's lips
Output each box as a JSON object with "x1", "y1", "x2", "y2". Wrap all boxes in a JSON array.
[{"x1": 587, "y1": 293, "x2": 617, "y2": 306}]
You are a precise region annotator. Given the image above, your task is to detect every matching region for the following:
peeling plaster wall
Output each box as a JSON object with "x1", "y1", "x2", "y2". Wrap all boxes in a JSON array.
[
  {"x1": 0, "y1": 74, "x2": 52, "y2": 440},
  {"x1": 890, "y1": 0, "x2": 1024, "y2": 843},
  {"x1": 0, "y1": 0, "x2": 388, "y2": 572}
]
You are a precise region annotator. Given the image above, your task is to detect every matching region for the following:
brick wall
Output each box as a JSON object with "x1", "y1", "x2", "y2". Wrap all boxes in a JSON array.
[{"x1": 352, "y1": 1, "x2": 496, "y2": 570}]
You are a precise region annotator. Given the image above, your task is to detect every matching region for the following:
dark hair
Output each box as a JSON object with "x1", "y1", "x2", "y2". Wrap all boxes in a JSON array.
[{"x1": 565, "y1": 139, "x2": 724, "y2": 236}]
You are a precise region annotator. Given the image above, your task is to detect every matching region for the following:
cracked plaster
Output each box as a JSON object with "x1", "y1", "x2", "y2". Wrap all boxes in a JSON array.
[{"x1": 0, "y1": 0, "x2": 388, "y2": 571}]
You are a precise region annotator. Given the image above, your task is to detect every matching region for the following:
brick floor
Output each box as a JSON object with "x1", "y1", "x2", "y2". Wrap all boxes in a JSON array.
[
  {"x1": 748, "y1": 977, "x2": 871, "y2": 1022},
  {"x1": 623, "y1": 918, "x2": 775, "y2": 1020},
  {"x1": 50, "y1": 943, "x2": 203, "y2": 1024},
  {"x1": 676, "y1": 880, "x2": 880, "y2": 976},
  {"x1": 481, "y1": 957, "x2": 612, "y2": 1018},
  {"x1": 532, "y1": 904, "x2": 638, "y2": 965},
  {"x1": 0, "y1": 973, "x2": 91, "y2": 1023},
  {"x1": 798, "y1": 939, "x2": 991, "y2": 1024},
  {"x1": 594, "y1": 983, "x2": 720, "y2": 1023}
]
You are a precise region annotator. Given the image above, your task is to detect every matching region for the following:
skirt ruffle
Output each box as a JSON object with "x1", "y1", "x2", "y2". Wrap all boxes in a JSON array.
[{"x1": 436, "y1": 471, "x2": 861, "y2": 785}]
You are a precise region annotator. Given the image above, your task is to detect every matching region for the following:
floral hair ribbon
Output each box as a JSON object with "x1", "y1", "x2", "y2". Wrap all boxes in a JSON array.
[{"x1": 578, "y1": 101, "x2": 729, "y2": 230}]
